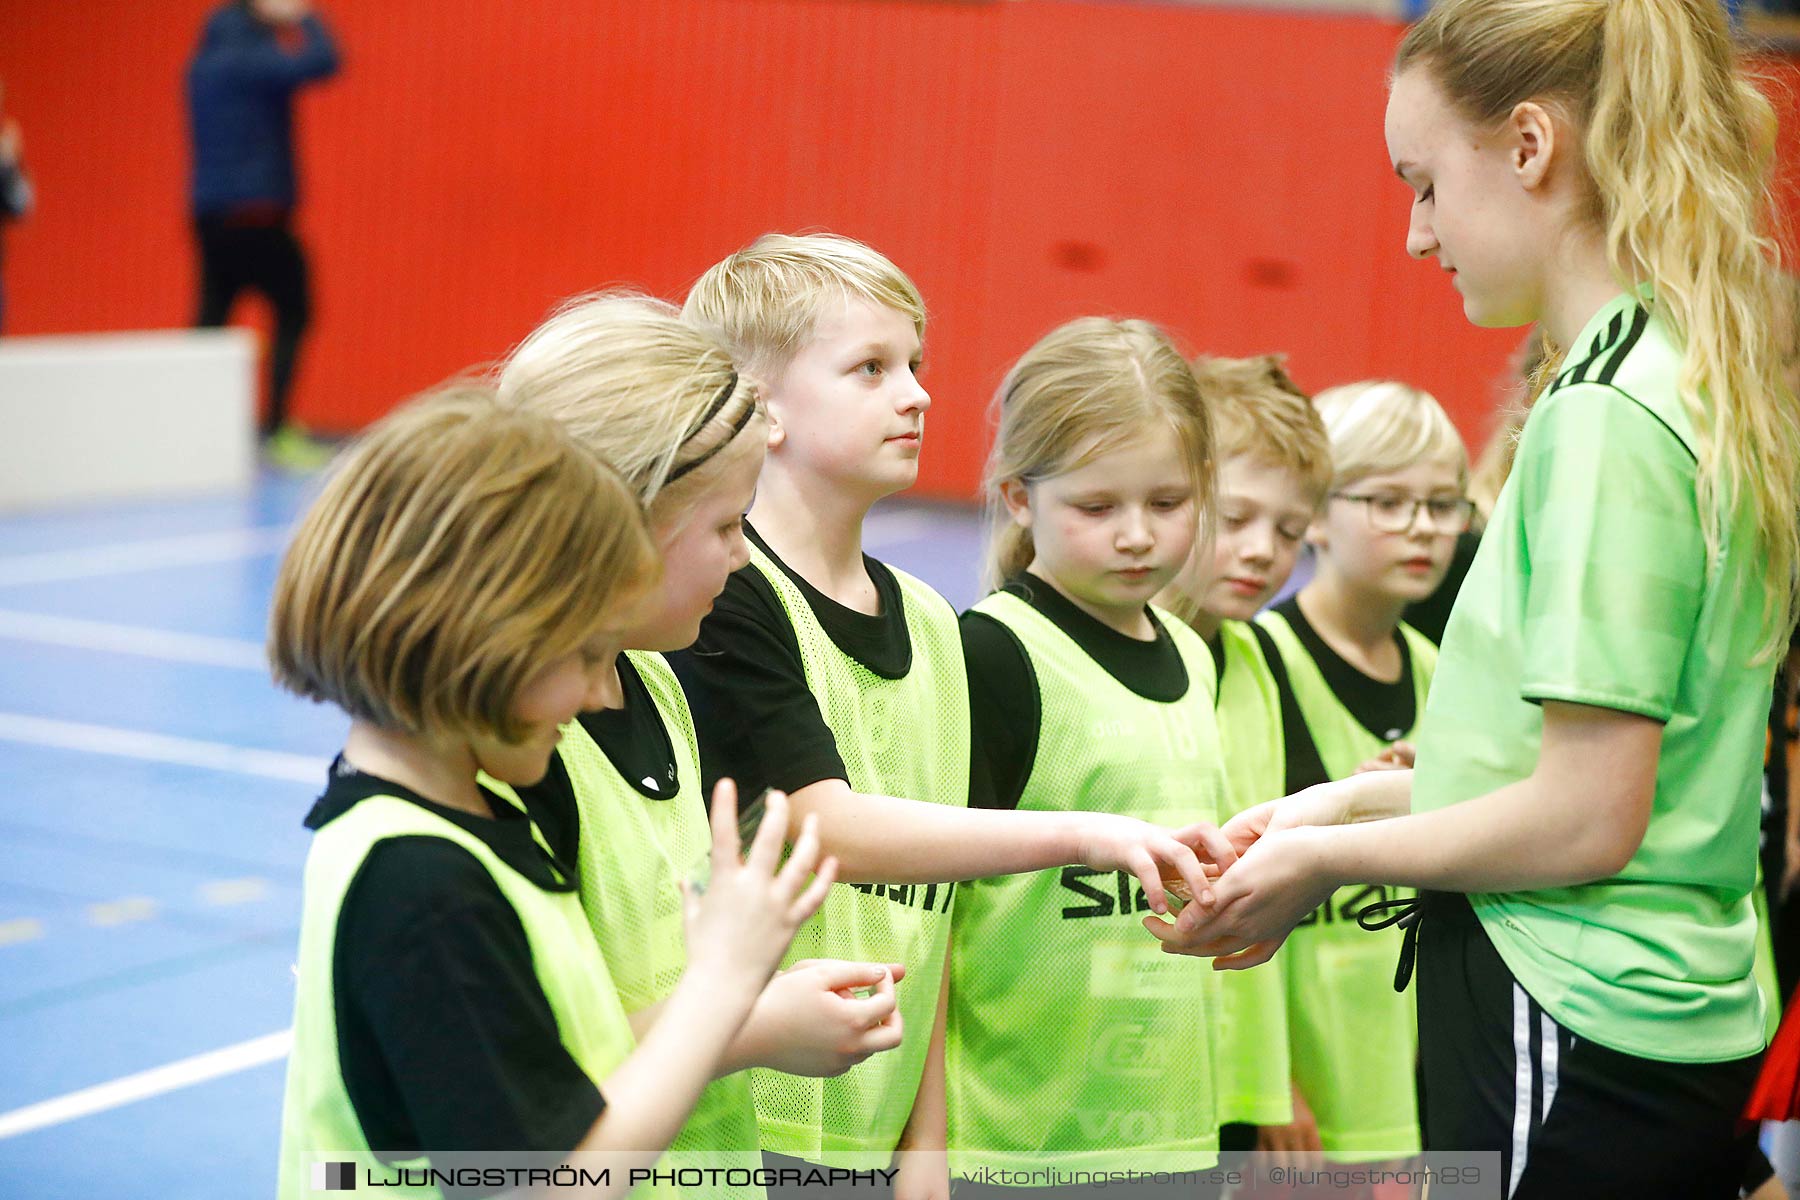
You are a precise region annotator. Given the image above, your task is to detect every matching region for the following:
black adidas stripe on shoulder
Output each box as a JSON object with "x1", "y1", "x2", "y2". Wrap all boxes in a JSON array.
[
  {"x1": 1549, "y1": 304, "x2": 1648, "y2": 396},
  {"x1": 1595, "y1": 306, "x2": 1649, "y2": 387},
  {"x1": 1551, "y1": 309, "x2": 1622, "y2": 392}
]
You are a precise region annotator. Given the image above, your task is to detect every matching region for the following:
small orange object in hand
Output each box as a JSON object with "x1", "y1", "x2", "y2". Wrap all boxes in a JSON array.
[{"x1": 1163, "y1": 876, "x2": 1192, "y2": 906}]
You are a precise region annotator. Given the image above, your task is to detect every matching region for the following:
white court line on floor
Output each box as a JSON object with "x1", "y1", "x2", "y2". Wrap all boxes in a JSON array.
[
  {"x1": 199, "y1": 877, "x2": 271, "y2": 906},
  {"x1": 0, "y1": 527, "x2": 291, "y2": 588},
  {"x1": 0, "y1": 918, "x2": 45, "y2": 948},
  {"x1": 0, "y1": 1029, "x2": 292, "y2": 1141},
  {"x1": 0, "y1": 713, "x2": 329, "y2": 784},
  {"x1": 0, "y1": 609, "x2": 266, "y2": 670},
  {"x1": 0, "y1": 512, "x2": 938, "y2": 590},
  {"x1": 85, "y1": 897, "x2": 159, "y2": 928}
]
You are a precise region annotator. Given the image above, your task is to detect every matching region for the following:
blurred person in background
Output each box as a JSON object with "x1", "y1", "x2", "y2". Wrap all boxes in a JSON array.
[
  {"x1": 0, "y1": 75, "x2": 34, "y2": 335},
  {"x1": 186, "y1": 0, "x2": 339, "y2": 469}
]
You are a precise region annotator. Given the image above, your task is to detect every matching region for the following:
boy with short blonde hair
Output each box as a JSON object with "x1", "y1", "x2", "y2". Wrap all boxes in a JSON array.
[
  {"x1": 685, "y1": 232, "x2": 926, "y2": 374},
  {"x1": 1160, "y1": 355, "x2": 1331, "y2": 1165}
]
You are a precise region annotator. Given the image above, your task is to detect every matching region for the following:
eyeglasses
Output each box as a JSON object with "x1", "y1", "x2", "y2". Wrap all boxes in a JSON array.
[{"x1": 1331, "y1": 492, "x2": 1475, "y2": 534}]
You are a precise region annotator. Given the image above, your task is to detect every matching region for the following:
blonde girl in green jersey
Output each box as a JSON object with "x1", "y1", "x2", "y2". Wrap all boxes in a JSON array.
[
  {"x1": 496, "y1": 294, "x2": 913, "y2": 1198},
  {"x1": 949, "y1": 317, "x2": 1228, "y2": 1183},
  {"x1": 272, "y1": 388, "x2": 834, "y2": 1200},
  {"x1": 1154, "y1": 0, "x2": 1800, "y2": 1193}
]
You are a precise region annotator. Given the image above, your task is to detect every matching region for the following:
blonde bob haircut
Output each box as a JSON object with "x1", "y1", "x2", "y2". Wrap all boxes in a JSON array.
[
  {"x1": 1195, "y1": 354, "x2": 1333, "y2": 506},
  {"x1": 683, "y1": 232, "x2": 926, "y2": 375},
  {"x1": 1311, "y1": 380, "x2": 1468, "y2": 491},
  {"x1": 983, "y1": 317, "x2": 1215, "y2": 592},
  {"x1": 497, "y1": 291, "x2": 765, "y2": 520},
  {"x1": 268, "y1": 385, "x2": 657, "y2": 744}
]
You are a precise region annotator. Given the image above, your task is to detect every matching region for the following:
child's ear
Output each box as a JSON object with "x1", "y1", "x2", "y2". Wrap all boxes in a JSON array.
[
  {"x1": 1305, "y1": 513, "x2": 1329, "y2": 551},
  {"x1": 999, "y1": 478, "x2": 1033, "y2": 527},
  {"x1": 762, "y1": 405, "x2": 785, "y2": 451}
]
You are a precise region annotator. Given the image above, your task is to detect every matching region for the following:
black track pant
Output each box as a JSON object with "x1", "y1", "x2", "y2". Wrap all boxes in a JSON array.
[{"x1": 194, "y1": 215, "x2": 311, "y2": 436}]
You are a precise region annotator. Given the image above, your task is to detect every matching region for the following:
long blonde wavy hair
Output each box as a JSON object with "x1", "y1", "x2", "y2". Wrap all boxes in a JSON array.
[{"x1": 1398, "y1": 0, "x2": 1800, "y2": 655}]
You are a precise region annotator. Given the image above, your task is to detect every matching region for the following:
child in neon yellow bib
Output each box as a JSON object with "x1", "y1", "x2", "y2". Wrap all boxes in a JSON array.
[
  {"x1": 951, "y1": 317, "x2": 1226, "y2": 1178},
  {"x1": 1249, "y1": 379, "x2": 1468, "y2": 1164},
  {"x1": 1157, "y1": 355, "x2": 1333, "y2": 1165},
  {"x1": 499, "y1": 294, "x2": 913, "y2": 1200}
]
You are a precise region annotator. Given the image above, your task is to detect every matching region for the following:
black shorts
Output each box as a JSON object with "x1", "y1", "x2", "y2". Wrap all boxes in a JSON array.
[{"x1": 1415, "y1": 891, "x2": 1761, "y2": 1199}]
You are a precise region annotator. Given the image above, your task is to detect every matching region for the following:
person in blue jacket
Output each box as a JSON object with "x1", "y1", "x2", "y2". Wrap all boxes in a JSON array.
[
  {"x1": 0, "y1": 75, "x2": 34, "y2": 335},
  {"x1": 186, "y1": 0, "x2": 339, "y2": 467}
]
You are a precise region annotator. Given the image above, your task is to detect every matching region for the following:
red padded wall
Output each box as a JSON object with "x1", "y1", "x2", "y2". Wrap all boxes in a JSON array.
[{"x1": 3, "y1": 1, "x2": 1796, "y2": 497}]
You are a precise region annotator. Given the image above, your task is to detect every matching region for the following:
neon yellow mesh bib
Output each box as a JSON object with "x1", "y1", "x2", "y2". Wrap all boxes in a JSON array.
[
  {"x1": 947, "y1": 592, "x2": 1223, "y2": 1173},
  {"x1": 1256, "y1": 610, "x2": 1433, "y2": 1161},
  {"x1": 1209, "y1": 619, "x2": 1294, "y2": 1127},
  {"x1": 277, "y1": 795, "x2": 659, "y2": 1200},
  {"x1": 553, "y1": 650, "x2": 763, "y2": 1197},
  {"x1": 744, "y1": 545, "x2": 970, "y2": 1161}
]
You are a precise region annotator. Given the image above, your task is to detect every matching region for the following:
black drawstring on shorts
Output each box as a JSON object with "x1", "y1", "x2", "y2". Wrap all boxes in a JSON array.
[{"x1": 1357, "y1": 895, "x2": 1422, "y2": 993}]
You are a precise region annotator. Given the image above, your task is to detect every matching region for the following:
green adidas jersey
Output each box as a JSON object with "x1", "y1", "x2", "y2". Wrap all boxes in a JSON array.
[
  {"x1": 1256, "y1": 609, "x2": 1432, "y2": 1161},
  {"x1": 552, "y1": 650, "x2": 763, "y2": 1195},
  {"x1": 743, "y1": 543, "x2": 970, "y2": 1161},
  {"x1": 278, "y1": 795, "x2": 647, "y2": 1200},
  {"x1": 1755, "y1": 870, "x2": 1780, "y2": 1042},
  {"x1": 1209, "y1": 620, "x2": 1294, "y2": 1127},
  {"x1": 947, "y1": 591, "x2": 1224, "y2": 1173},
  {"x1": 1413, "y1": 291, "x2": 1771, "y2": 1062}
]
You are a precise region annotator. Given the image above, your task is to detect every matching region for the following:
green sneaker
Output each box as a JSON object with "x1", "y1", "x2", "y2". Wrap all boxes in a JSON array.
[{"x1": 264, "y1": 423, "x2": 337, "y2": 473}]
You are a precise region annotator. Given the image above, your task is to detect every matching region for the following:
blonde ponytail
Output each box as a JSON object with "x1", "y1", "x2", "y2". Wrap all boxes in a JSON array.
[
  {"x1": 497, "y1": 292, "x2": 764, "y2": 521},
  {"x1": 1399, "y1": 0, "x2": 1800, "y2": 655}
]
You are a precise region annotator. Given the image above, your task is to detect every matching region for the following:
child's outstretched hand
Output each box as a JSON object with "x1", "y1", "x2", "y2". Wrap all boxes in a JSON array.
[
  {"x1": 1144, "y1": 824, "x2": 1336, "y2": 966},
  {"x1": 1070, "y1": 812, "x2": 1236, "y2": 915},
  {"x1": 683, "y1": 781, "x2": 837, "y2": 993},
  {"x1": 739, "y1": 959, "x2": 906, "y2": 1077}
]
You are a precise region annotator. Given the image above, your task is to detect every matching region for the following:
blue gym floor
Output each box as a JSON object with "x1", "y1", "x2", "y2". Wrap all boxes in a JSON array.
[{"x1": 0, "y1": 471, "x2": 984, "y2": 1200}]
